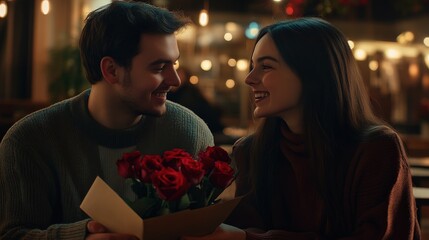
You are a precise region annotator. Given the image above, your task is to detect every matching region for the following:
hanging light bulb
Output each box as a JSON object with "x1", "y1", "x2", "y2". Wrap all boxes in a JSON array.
[
  {"x1": 0, "y1": 1, "x2": 7, "y2": 18},
  {"x1": 41, "y1": 0, "x2": 50, "y2": 15},
  {"x1": 199, "y1": 9, "x2": 208, "y2": 27},
  {"x1": 199, "y1": 0, "x2": 209, "y2": 27}
]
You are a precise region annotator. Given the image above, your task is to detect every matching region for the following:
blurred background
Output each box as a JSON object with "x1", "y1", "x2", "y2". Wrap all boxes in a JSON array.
[
  {"x1": 0, "y1": 0, "x2": 429, "y2": 142},
  {"x1": 2, "y1": 0, "x2": 429, "y2": 237}
]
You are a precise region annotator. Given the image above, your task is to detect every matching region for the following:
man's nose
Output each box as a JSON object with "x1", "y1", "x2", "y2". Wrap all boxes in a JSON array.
[{"x1": 166, "y1": 67, "x2": 181, "y2": 87}]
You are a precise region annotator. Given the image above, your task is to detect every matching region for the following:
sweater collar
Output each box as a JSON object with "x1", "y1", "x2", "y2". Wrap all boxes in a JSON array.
[
  {"x1": 70, "y1": 89, "x2": 149, "y2": 148},
  {"x1": 280, "y1": 121, "x2": 306, "y2": 155}
]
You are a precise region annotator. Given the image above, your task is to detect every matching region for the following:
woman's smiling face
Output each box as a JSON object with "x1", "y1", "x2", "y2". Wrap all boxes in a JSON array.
[{"x1": 245, "y1": 34, "x2": 303, "y2": 123}]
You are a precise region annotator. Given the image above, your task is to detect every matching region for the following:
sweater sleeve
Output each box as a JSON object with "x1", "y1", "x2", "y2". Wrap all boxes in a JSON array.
[
  {"x1": 0, "y1": 135, "x2": 88, "y2": 240},
  {"x1": 229, "y1": 133, "x2": 420, "y2": 240},
  {"x1": 337, "y1": 132, "x2": 420, "y2": 240}
]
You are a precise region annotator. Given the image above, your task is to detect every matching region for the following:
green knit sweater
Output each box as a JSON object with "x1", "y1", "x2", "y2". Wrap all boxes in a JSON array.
[{"x1": 0, "y1": 89, "x2": 214, "y2": 240}]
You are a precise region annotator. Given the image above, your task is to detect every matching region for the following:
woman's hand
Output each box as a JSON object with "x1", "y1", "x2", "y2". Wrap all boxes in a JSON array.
[
  {"x1": 181, "y1": 223, "x2": 245, "y2": 240},
  {"x1": 85, "y1": 220, "x2": 139, "y2": 240}
]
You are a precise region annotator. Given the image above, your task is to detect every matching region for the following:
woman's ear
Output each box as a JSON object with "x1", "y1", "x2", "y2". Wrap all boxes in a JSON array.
[{"x1": 100, "y1": 56, "x2": 120, "y2": 84}]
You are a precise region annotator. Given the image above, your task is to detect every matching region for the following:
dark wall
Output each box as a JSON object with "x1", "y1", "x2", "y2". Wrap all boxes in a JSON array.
[{"x1": 0, "y1": 0, "x2": 34, "y2": 99}]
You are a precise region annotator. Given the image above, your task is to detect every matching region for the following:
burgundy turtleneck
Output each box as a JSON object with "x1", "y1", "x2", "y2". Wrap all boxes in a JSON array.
[
  {"x1": 277, "y1": 123, "x2": 323, "y2": 232},
  {"x1": 226, "y1": 123, "x2": 420, "y2": 240}
]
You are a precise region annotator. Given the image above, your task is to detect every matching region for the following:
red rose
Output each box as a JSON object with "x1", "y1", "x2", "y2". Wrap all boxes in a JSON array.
[
  {"x1": 151, "y1": 168, "x2": 190, "y2": 201},
  {"x1": 139, "y1": 155, "x2": 164, "y2": 183},
  {"x1": 163, "y1": 148, "x2": 193, "y2": 170},
  {"x1": 198, "y1": 146, "x2": 231, "y2": 172},
  {"x1": 209, "y1": 161, "x2": 235, "y2": 189},
  {"x1": 181, "y1": 158, "x2": 205, "y2": 185},
  {"x1": 116, "y1": 151, "x2": 142, "y2": 178}
]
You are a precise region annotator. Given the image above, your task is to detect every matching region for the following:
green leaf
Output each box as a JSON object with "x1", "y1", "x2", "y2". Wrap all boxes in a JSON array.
[
  {"x1": 125, "y1": 178, "x2": 134, "y2": 186},
  {"x1": 157, "y1": 207, "x2": 170, "y2": 216},
  {"x1": 177, "y1": 193, "x2": 191, "y2": 211}
]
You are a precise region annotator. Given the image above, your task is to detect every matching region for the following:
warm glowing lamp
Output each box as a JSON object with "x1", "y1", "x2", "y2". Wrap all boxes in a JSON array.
[
  {"x1": 224, "y1": 33, "x2": 233, "y2": 41},
  {"x1": 200, "y1": 60, "x2": 212, "y2": 71},
  {"x1": 227, "y1": 58, "x2": 237, "y2": 67},
  {"x1": 0, "y1": 1, "x2": 7, "y2": 18},
  {"x1": 354, "y1": 49, "x2": 367, "y2": 61},
  {"x1": 369, "y1": 60, "x2": 379, "y2": 71},
  {"x1": 189, "y1": 76, "x2": 199, "y2": 85},
  {"x1": 424, "y1": 37, "x2": 429, "y2": 47},
  {"x1": 199, "y1": 9, "x2": 208, "y2": 27},
  {"x1": 385, "y1": 48, "x2": 401, "y2": 60},
  {"x1": 41, "y1": 0, "x2": 50, "y2": 15},
  {"x1": 225, "y1": 79, "x2": 235, "y2": 89},
  {"x1": 409, "y1": 63, "x2": 419, "y2": 79},
  {"x1": 236, "y1": 59, "x2": 249, "y2": 71}
]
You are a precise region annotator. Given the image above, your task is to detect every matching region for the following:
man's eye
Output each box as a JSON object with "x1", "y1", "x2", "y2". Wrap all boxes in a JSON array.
[{"x1": 154, "y1": 64, "x2": 166, "y2": 72}]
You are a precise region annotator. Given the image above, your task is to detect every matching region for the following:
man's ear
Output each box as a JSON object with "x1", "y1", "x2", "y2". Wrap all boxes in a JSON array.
[{"x1": 100, "y1": 56, "x2": 120, "y2": 84}]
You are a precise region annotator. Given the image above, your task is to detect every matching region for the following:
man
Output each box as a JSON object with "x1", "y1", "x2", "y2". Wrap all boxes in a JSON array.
[{"x1": 0, "y1": 1, "x2": 214, "y2": 239}]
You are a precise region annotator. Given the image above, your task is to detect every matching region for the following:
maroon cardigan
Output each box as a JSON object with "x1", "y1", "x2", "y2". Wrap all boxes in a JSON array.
[{"x1": 226, "y1": 125, "x2": 420, "y2": 240}]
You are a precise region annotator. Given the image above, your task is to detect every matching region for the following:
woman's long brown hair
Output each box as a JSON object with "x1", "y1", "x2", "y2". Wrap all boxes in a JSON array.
[{"x1": 248, "y1": 17, "x2": 385, "y2": 236}]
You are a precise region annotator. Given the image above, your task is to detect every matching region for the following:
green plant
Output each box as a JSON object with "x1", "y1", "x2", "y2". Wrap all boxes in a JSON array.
[{"x1": 47, "y1": 45, "x2": 89, "y2": 103}]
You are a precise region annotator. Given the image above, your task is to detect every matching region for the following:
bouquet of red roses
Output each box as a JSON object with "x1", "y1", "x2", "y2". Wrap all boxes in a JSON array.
[{"x1": 116, "y1": 146, "x2": 236, "y2": 219}]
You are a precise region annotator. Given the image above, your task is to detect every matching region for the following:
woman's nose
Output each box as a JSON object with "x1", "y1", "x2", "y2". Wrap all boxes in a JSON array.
[{"x1": 244, "y1": 70, "x2": 258, "y2": 86}]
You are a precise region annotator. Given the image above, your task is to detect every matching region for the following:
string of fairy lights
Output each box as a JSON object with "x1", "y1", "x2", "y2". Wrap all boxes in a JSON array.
[
  {"x1": 187, "y1": 0, "x2": 429, "y2": 90},
  {"x1": 0, "y1": 0, "x2": 428, "y2": 90}
]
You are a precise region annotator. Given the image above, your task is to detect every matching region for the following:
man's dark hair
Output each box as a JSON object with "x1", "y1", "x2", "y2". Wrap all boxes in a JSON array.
[{"x1": 79, "y1": 1, "x2": 191, "y2": 84}]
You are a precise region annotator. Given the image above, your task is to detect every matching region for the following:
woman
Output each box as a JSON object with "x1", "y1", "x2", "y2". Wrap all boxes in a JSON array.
[{"x1": 182, "y1": 17, "x2": 420, "y2": 240}]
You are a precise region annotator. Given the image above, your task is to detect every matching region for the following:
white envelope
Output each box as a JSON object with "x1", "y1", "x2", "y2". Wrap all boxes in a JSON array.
[{"x1": 80, "y1": 176, "x2": 241, "y2": 240}]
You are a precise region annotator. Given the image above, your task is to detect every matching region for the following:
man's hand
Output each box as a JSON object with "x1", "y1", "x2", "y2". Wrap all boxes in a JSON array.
[{"x1": 86, "y1": 220, "x2": 139, "y2": 240}]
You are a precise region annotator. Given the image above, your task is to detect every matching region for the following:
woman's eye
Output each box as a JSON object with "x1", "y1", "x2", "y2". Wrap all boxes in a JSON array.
[{"x1": 262, "y1": 65, "x2": 272, "y2": 70}]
